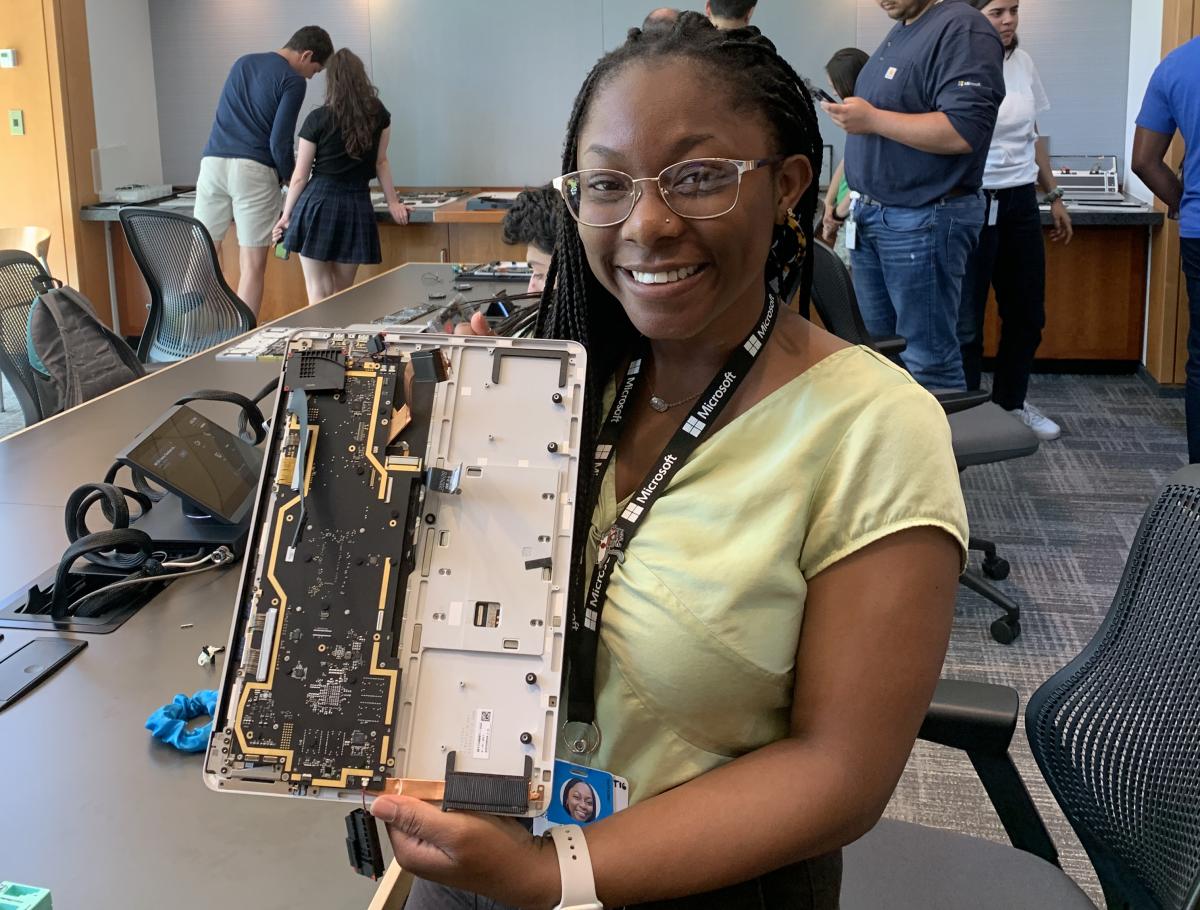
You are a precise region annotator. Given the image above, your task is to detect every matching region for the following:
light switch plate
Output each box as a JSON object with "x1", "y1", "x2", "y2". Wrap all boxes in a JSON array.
[
  {"x1": 0, "y1": 49, "x2": 16, "y2": 68},
  {"x1": 9, "y1": 110, "x2": 24, "y2": 136}
]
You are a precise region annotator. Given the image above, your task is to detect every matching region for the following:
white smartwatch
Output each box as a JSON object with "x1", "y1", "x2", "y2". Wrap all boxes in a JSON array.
[{"x1": 549, "y1": 824, "x2": 603, "y2": 910}]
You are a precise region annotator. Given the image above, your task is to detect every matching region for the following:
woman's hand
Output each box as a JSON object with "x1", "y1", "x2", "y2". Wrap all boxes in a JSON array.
[
  {"x1": 389, "y1": 201, "x2": 411, "y2": 225},
  {"x1": 271, "y1": 216, "x2": 289, "y2": 244},
  {"x1": 1049, "y1": 199, "x2": 1073, "y2": 244},
  {"x1": 371, "y1": 795, "x2": 560, "y2": 909},
  {"x1": 821, "y1": 209, "x2": 842, "y2": 245}
]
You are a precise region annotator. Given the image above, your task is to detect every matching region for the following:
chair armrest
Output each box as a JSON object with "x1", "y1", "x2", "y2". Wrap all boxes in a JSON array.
[
  {"x1": 920, "y1": 678, "x2": 1018, "y2": 755},
  {"x1": 920, "y1": 679, "x2": 1060, "y2": 867},
  {"x1": 933, "y1": 389, "x2": 992, "y2": 415},
  {"x1": 870, "y1": 334, "x2": 907, "y2": 356}
]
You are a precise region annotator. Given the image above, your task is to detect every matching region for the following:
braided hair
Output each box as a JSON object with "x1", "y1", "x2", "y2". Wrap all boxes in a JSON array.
[
  {"x1": 501, "y1": 184, "x2": 561, "y2": 255},
  {"x1": 536, "y1": 12, "x2": 824, "y2": 636}
]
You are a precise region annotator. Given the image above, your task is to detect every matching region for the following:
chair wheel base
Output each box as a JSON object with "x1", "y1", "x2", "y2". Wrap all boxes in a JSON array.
[
  {"x1": 982, "y1": 555, "x2": 1010, "y2": 580},
  {"x1": 991, "y1": 616, "x2": 1021, "y2": 644}
]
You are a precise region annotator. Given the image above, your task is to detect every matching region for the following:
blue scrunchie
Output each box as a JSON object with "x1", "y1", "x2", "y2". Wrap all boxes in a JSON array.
[{"x1": 146, "y1": 689, "x2": 218, "y2": 752}]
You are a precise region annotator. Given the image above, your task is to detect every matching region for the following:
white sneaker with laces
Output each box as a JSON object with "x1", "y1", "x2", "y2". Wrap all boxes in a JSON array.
[{"x1": 1008, "y1": 402, "x2": 1061, "y2": 441}]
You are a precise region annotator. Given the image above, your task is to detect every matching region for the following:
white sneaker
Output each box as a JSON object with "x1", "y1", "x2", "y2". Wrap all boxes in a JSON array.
[{"x1": 1008, "y1": 402, "x2": 1061, "y2": 441}]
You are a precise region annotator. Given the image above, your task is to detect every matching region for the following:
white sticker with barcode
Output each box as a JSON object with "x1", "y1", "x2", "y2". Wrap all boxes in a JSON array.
[{"x1": 473, "y1": 708, "x2": 493, "y2": 759}]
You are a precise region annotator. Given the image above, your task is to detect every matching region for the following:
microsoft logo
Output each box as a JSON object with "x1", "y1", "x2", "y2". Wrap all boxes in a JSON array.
[
  {"x1": 744, "y1": 336, "x2": 763, "y2": 355},
  {"x1": 683, "y1": 416, "x2": 706, "y2": 437},
  {"x1": 620, "y1": 503, "x2": 645, "y2": 522}
]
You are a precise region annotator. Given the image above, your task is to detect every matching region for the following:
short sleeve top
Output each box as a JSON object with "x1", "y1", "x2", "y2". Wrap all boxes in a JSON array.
[
  {"x1": 298, "y1": 102, "x2": 392, "y2": 185},
  {"x1": 582, "y1": 345, "x2": 969, "y2": 803},
  {"x1": 984, "y1": 49, "x2": 1051, "y2": 190}
]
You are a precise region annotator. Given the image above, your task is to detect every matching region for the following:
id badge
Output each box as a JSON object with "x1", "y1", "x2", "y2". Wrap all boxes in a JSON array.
[
  {"x1": 533, "y1": 759, "x2": 629, "y2": 834},
  {"x1": 987, "y1": 195, "x2": 999, "y2": 227},
  {"x1": 844, "y1": 215, "x2": 858, "y2": 251}
]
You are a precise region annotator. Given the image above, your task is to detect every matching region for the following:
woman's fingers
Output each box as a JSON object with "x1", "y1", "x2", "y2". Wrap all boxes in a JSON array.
[{"x1": 372, "y1": 796, "x2": 455, "y2": 875}]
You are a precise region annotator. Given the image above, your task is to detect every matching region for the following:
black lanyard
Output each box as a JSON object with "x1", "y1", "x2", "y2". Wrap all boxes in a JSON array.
[{"x1": 562, "y1": 291, "x2": 781, "y2": 755}]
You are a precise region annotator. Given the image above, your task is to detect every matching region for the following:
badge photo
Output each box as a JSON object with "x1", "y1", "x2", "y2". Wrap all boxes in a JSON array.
[{"x1": 536, "y1": 759, "x2": 629, "y2": 833}]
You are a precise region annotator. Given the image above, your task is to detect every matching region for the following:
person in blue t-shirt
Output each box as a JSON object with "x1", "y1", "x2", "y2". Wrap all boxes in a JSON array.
[
  {"x1": 821, "y1": 0, "x2": 1004, "y2": 390},
  {"x1": 1134, "y1": 37, "x2": 1200, "y2": 464},
  {"x1": 194, "y1": 26, "x2": 333, "y2": 317}
]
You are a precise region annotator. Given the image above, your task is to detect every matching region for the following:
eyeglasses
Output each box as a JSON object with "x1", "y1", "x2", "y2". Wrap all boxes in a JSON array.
[{"x1": 552, "y1": 156, "x2": 785, "y2": 228}]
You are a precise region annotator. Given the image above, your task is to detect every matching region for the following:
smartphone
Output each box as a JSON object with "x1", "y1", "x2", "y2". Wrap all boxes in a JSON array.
[
  {"x1": 274, "y1": 242, "x2": 290, "y2": 260},
  {"x1": 0, "y1": 638, "x2": 87, "y2": 711},
  {"x1": 805, "y1": 79, "x2": 841, "y2": 105}
]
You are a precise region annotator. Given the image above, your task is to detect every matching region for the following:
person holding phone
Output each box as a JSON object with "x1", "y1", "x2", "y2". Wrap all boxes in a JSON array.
[
  {"x1": 272, "y1": 48, "x2": 410, "y2": 306},
  {"x1": 823, "y1": 0, "x2": 1004, "y2": 391},
  {"x1": 957, "y1": 0, "x2": 1072, "y2": 441}
]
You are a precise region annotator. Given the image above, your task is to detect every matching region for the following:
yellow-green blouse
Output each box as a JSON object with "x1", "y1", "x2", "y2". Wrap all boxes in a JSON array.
[{"x1": 580, "y1": 345, "x2": 969, "y2": 803}]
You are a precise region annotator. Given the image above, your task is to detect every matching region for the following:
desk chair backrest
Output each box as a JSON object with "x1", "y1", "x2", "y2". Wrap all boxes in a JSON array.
[
  {"x1": 1027, "y1": 464, "x2": 1200, "y2": 910},
  {"x1": 809, "y1": 239, "x2": 873, "y2": 347},
  {"x1": 0, "y1": 250, "x2": 48, "y2": 426},
  {"x1": 119, "y1": 208, "x2": 255, "y2": 363}
]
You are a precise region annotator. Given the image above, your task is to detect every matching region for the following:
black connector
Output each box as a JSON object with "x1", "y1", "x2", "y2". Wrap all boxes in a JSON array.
[{"x1": 345, "y1": 808, "x2": 385, "y2": 880}]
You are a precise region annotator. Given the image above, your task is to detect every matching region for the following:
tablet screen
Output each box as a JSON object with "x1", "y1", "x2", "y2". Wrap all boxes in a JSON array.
[{"x1": 122, "y1": 406, "x2": 262, "y2": 523}]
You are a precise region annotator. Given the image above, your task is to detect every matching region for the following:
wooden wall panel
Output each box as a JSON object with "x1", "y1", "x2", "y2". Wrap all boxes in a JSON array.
[{"x1": 983, "y1": 227, "x2": 1148, "y2": 362}]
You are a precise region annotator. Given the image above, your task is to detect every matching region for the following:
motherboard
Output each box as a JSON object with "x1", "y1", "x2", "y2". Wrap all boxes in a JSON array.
[{"x1": 205, "y1": 331, "x2": 584, "y2": 816}]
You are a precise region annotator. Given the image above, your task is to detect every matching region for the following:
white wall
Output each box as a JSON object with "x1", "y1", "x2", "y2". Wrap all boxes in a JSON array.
[
  {"x1": 86, "y1": 0, "x2": 164, "y2": 189},
  {"x1": 149, "y1": 0, "x2": 856, "y2": 187},
  {"x1": 149, "y1": 0, "x2": 372, "y2": 185},
  {"x1": 855, "y1": 0, "x2": 1134, "y2": 172},
  {"x1": 1125, "y1": 0, "x2": 1165, "y2": 200}
]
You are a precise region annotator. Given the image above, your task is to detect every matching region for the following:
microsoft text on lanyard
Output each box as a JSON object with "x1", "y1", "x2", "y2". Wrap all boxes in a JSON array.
[{"x1": 561, "y1": 290, "x2": 781, "y2": 757}]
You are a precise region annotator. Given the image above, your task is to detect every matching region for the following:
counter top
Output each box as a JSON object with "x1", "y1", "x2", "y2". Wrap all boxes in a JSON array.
[
  {"x1": 82, "y1": 187, "x2": 518, "y2": 225},
  {"x1": 1039, "y1": 194, "x2": 1164, "y2": 227}
]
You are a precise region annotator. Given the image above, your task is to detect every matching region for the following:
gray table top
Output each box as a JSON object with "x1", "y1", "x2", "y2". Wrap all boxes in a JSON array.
[{"x1": 0, "y1": 264, "x2": 516, "y2": 909}]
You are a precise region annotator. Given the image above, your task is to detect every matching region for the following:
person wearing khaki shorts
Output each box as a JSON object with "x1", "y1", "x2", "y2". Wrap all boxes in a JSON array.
[
  {"x1": 195, "y1": 157, "x2": 283, "y2": 299},
  {"x1": 194, "y1": 26, "x2": 332, "y2": 316}
]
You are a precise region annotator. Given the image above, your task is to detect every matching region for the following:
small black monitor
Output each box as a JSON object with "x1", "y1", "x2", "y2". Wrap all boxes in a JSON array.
[{"x1": 116, "y1": 405, "x2": 262, "y2": 525}]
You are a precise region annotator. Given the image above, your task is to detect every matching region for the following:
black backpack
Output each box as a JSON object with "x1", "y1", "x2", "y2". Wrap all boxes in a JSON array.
[{"x1": 26, "y1": 276, "x2": 146, "y2": 417}]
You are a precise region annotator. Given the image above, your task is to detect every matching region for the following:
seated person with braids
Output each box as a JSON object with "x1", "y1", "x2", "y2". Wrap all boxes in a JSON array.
[
  {"x1": 501, "y1": 184, "x2": 561, "y2": 296},
  {"x1": 370, "y1": 13, "x2": 968, "y2": 910}
]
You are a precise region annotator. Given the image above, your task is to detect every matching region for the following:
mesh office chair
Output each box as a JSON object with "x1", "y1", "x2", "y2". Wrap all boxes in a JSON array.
[
  {"x1": 844, "y1": 465, "x2": 1200, "y2": 909},
  {"x1": 0, "y1": 250, "x2": 49, "y2": 427},
  {"x1": 809, "y1": 240, "x2": 1038, "y2": 643},
  {"x1": 1027, "y1": 463, "x2": 1200, "y2": 910},
  {"x1": 119, "y1": 208, "x2": 255, "y2": 363}
]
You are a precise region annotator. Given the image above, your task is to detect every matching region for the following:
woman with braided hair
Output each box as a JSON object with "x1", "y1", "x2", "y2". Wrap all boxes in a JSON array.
[{"x1": 372, "y1": 14, "x2": 968, "y2": 909}]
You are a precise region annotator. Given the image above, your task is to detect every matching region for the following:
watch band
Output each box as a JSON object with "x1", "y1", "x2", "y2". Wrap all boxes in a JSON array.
[
  {"x1": 1043, "y1": 187, "x2": 1065, "y2": 205},
  {"x1": 549, "y1": 825, "x2": 604, "y2": 910}
]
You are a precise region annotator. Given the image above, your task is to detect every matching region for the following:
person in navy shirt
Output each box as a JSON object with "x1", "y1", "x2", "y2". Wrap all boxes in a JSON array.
[
  {"x1": 1134, "y1": 37, "x2": 1200, "y2": 463},
  {"x1": 822, "y1": 0, "x2": 1003, "y2": 390},
  {"x1": 194, "y1": 26, "x2": 332, "y2": 316}
]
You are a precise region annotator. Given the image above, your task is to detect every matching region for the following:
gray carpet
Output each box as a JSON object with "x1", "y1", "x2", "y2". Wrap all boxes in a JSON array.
[{"x1": 886, "y1": 371, "x2": 1190, "y2": 908}]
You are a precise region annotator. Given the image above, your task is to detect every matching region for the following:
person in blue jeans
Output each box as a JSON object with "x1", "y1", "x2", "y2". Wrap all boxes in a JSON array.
[
  {"x1": 1134, "y1": 37, "x2": 1200, "y2": 464},
  {"x1": 822, "y1": 0, "x2": 1004, "y2": 390}
]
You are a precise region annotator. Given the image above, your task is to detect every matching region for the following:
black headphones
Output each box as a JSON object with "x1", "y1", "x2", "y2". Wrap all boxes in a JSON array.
[{"x1": 43, "y1": 383, "x2": 276, "y2": 620}]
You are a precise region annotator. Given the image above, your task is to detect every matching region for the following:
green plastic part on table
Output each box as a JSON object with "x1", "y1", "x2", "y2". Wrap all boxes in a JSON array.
[{"x1": 0, "y1": 882, "x2": 53, "y2": 910}]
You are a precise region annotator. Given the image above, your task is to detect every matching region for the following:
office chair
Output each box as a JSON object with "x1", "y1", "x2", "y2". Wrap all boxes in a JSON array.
[
  {"x1": 1027, "y1": 463, "x2": 1200, "y2": 910},
  {"x1": 844, "y1": 464, "x2": 1200, "y2": 909},
  {"x1": 0, "y1": 250, "x2": 50, "y2": 427},
  {"x1": 118, "y1": 208, "x2": 255, "y2": 363},
  {"x1": 809, "y1": 240, "x2": 1038, "y2": 643}
]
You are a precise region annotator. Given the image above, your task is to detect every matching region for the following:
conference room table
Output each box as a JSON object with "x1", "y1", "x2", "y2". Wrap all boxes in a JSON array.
[{"x1": 0, "y1": 264, "x2": 520, "y2": 909}]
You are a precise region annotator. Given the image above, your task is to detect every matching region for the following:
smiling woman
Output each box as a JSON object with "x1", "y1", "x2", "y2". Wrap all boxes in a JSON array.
[{"x1": 374, "y1": 13, "x2": 969, "y2": 910}]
